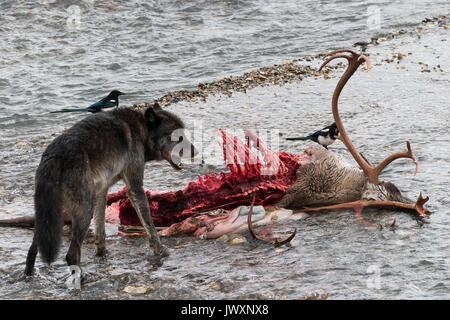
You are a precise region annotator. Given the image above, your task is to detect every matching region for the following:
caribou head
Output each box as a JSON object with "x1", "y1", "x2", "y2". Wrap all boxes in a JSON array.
[{"x1": 275, "y1": 49, "x2": 430, "y2": 228}]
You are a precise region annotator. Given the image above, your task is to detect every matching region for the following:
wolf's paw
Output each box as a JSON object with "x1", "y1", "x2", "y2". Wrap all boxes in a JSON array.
[
  {"x1": 156, "y1": 245, "x2": 170, "y2": 258},
  {"x1": 95, "y1": 246, "x2": 107, "y2": 257}
]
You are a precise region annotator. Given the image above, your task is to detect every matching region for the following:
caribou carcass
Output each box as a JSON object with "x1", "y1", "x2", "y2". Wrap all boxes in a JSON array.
[{"x1": 0, "y1": 49, "x2": 430, "y2": 245}]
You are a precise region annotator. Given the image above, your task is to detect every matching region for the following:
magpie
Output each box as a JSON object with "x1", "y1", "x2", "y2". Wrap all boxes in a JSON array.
[
  {"x1": 286, "y1": 122, "x2": 339, "y2": 149},
  {"x1": 51, "y1": 90, "x2": 124, "y2": 113}
]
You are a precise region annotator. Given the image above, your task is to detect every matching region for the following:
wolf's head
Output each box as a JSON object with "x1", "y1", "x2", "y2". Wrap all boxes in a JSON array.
[{"x1": 144, "y1": 103, "x2": 196, "y2": 170}]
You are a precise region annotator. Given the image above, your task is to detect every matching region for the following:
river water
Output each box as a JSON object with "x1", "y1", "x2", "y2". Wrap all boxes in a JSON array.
[{"x1": 0, "y1": 1, "x2": 449, "y2": 299}]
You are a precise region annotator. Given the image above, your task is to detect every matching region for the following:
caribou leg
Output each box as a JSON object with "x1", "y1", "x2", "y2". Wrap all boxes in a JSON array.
[{"x1": 293, "y1": 193, "x2": 430, "y2": 227}]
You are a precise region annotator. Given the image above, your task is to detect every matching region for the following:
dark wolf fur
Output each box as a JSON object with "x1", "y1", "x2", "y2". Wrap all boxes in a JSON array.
[{"x1": 25, "y1": 105, "x2": 194, "y2": 275}]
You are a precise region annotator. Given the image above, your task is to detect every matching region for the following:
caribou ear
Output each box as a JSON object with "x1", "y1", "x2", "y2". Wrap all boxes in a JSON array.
[
  {"x1": 145, "y1": 107, "x2": 162, "y2": 128},
  {"x1": 153, "y1": 102, "x2": 162, "y2": 111}
]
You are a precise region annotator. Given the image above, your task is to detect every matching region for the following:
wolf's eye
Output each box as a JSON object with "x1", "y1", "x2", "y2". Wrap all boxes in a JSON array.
[{"x1": 178, "y1": 136, "x2": 183, "y2": 143}]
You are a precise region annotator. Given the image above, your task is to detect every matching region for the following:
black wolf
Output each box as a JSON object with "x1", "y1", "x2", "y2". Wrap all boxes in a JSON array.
[{"x1": 25, "y1": 103, "x2": 195, "y2": 275}]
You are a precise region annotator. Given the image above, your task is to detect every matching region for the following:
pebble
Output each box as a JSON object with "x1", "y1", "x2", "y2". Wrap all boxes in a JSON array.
[
  {"x1": 210, "y1": 281, "x2": 221, "y2": 291},
  {"x1": 123, "y1": 285, "x2": 149, "y2": 294},
  {"x1": 229, "y1": 237, "x2": 247, "y2": 245},
  {"x1": 98, "y1": 266, "x2": 114, "y2": 273},
  {"x1": 298, "y1": 293, "x2": 331, "y2": 300},
  {"x1": 15, "y1": 141, "x2": 28, "y2": 148},
  {"x1": 217, "y1": 234, "x2": 229, "y2": 241}
]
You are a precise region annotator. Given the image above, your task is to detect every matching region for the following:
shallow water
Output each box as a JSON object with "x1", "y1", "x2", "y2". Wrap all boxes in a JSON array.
[{"x1": 0, "y1": 1, "x2": 449, "y2": 299}]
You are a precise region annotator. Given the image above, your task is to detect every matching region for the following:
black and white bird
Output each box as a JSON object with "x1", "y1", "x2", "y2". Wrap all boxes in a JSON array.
[
  {"x1": 51, "y1": 90, "x2": 124, "y2": 113},
  {"x1": 286, "y1": 122, "x2": 339, "y2": 149}
]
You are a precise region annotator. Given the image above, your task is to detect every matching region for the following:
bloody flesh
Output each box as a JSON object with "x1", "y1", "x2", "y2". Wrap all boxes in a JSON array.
[{"x1": 106, "y1": 129, "x2": 309, "y2": 227}]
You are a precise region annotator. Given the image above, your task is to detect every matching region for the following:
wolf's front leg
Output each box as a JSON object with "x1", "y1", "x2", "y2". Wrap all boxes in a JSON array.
[
  {"x1": 122, "y1": 169, "x2": 169, "y2": 257},
  {"x1": 127, "y1": 187, "x2": 169, "y2": 257},
  {"x1": 93, "y1": 189, "x2": 108, "y2": 256}
]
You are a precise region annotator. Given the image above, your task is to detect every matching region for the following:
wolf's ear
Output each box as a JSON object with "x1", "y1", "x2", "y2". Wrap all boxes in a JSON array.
[
  {"x1": 145, "y1": 107, "x2": 162, "y2": 128},
  {"x1": 153, "y1": 102, "x2": 162, "y2": 111}
]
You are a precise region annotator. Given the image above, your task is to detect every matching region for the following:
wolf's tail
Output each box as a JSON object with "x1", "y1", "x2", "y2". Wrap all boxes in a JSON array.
[
  {"x1": 285, "y1": 136, "x2": 311, "y2": 141},
  {"x1": 33, "y1": 159, "x2": 64, "y2": 264}
]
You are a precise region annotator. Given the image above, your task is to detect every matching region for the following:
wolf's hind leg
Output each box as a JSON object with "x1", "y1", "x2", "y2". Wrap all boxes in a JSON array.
[
  {"x1": 65, "y1": 202, "x2": 94, "y2": 267},
  {"x1": 93, "y1": 189, "x2": 108, "y2": 256},
  {"x1": 24, "y1": 235, "x2": 38, "y2": 276}
]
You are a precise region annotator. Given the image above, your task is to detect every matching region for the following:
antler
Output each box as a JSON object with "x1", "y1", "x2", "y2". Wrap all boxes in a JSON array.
[
  {"x1": 247, "y1": 195, "x2": 297, "y2": 247},
  {"x1": 319, "y1": 48, "x2": 418, "y2": 185}
]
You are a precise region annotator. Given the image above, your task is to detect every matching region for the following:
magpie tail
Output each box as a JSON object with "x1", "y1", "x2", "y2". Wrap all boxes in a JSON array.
[
  {"x1": 50, "y1": 108, "x2": 92, "y2": 113},
  {"x1": 286, "y1": 136, "x2": 312, "y2": 141}
]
